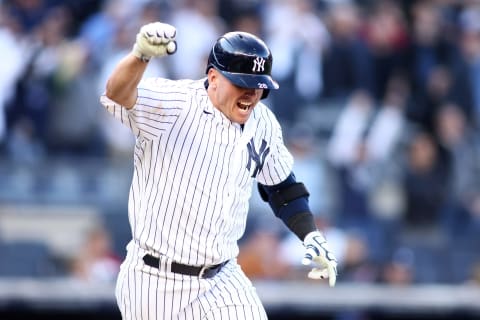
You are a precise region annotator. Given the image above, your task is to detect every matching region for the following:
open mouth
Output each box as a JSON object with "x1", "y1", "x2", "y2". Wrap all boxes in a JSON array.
[{"x1": 237, "y1": 101, "x2": 252, "y2": 111}]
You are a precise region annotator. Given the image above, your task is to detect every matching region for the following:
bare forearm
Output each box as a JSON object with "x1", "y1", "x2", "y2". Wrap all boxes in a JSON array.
[{"x1": 105, "y1": 54, "x2": 148, "y2": 109}]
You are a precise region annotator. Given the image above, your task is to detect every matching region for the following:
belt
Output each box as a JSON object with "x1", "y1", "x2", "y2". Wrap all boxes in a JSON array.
[{"x1": 143, "y1": 254, "x2": 228, "y2": 279}]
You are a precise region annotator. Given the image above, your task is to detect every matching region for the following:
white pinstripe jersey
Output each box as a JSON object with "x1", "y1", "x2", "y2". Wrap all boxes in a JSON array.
[{"x1": 100, "y1": 77, "x2": 293, "y2": 267}]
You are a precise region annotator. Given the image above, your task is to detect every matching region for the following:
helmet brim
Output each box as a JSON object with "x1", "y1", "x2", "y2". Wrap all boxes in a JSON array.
[{"x1": 220, "y1": 71, "x2": 279, "y2": 90}]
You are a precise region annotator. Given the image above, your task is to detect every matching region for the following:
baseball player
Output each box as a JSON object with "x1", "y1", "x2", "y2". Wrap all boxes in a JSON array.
[{"x1": 100, "y1": 21, "x2": 337, "y2": 320}]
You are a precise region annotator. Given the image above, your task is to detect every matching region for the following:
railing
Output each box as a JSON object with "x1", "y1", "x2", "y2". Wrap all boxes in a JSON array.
[{"x1": 0, "y1": 279, "x2": 479, "y2": 318}]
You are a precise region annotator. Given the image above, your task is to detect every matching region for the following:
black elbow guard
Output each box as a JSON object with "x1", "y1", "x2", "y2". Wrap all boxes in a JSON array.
[{"x1": 258, "y1": 182, "x2": 310, "y2": 213}]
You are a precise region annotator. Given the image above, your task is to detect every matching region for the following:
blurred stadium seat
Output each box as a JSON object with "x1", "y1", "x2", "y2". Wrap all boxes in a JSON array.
[{"x1": 0, "y1": 240, "x2": 59, "y2": 277}]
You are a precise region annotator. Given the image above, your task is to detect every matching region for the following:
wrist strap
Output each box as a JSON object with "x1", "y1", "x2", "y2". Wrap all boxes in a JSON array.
[{"x1": 137, "y1": 55, "x2": 150, "y2": 63}]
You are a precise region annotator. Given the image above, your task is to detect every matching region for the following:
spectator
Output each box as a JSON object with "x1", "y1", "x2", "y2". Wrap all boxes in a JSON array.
[
  {"x1": 263, "y1": 0, "x2": 330, "y2": 126},
  {"x1": 326, "y1": 90, "x2": 375, "y2": 229},
  {"x1": 434, "y1": 102, "x2": 480, "y2": 244},
  {"x1": 321, "y1": 2, "x2": 373, "y2": 101},
  {"x1": 70, "y1": 225, "x2": 121, "y2": 283},
  {"x1": 403, "y1": 130, "x2": 450, "y2": 236},
  {"x1": 5, "y1": 0, "x2": 51, "y2": 33},
  {"x1": 237, "y1": 228, "x2": 291, "y2": 280},
  {"x1": 450, "y1": 4, "x2": 480, "y2": 129},
  {"x1": 0, "y1": 7, "x2": 28, "y2": 146},
  {"x1": 168, "y1": 0, "x2": 226, "y2": 79},
  {"x1": 78, "y1": 0, "x2": 130, "y2": 67},
  {"x1": 406, "y1": 65, "x2": 454, "y2": 133},
  {"x1": 362, "y1": 0, "x2": 409, "y2": 101},
  {"x1": 327, "y1": 79, "x2": 408, "y2": 264},
  {"x1": 286, "y1": 123, "x2": 333, "y2": 217},
  {"x1": 405, "y1": 0, "x2": 455, "y2": 102},
  {"x1": 5, "y1": 5, "x2": 74, "y2": 160},
  {"x1": 379, "y1": 246, "x2": 415, "y2": 286}
]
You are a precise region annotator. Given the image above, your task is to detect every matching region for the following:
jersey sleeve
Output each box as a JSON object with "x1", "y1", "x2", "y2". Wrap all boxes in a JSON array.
[
  {"x1": 99, "y1": 78, "x2": 185, "y2": 140},
  {"x1": 255, "y1": 107, "x2": 294, "y2": 186}
]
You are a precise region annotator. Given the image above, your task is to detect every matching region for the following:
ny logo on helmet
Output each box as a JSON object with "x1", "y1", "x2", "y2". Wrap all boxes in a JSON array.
[{"x1": 252, "y1": 57, "x2": 265, "y2": 73}]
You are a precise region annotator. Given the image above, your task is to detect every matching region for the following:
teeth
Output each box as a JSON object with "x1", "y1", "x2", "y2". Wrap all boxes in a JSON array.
[{"x1": 238, "y1": 102, "x2": 250, "y2": 110}]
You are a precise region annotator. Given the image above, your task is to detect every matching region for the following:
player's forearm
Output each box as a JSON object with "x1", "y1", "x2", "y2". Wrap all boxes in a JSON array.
[{"x1": 105, "y1": 54, "x2": 148, "y2": 109}]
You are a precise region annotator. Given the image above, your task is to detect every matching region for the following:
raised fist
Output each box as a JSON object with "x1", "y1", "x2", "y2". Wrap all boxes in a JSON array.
[{"x1": 132, "y1": 22, "x2": 177, "y2": 62}]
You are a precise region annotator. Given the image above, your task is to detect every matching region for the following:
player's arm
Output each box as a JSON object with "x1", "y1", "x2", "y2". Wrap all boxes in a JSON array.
[
  {"x1": 105, "y1": 22, "x2": 177, "y2": 109},
  {"x1": 105, "y1": 55, "x2": 148, "y2": 108},
  {"x1": 258, "y1": 174, "x2": 338, "y2": 287}
]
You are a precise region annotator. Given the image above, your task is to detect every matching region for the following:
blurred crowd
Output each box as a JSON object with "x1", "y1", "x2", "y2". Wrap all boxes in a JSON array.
[{"x1": 1, "y1": 0, "x2": 480, "y2": 287}]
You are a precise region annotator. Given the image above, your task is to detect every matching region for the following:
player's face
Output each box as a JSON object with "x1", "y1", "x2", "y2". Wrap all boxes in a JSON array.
[{"x1": 208, "y1": 69, "x2": 263, "y2": 124}]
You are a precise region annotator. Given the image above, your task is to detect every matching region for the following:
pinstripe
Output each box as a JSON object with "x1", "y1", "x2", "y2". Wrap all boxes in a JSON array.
[
  {"x1": 117, "y1": 250, "x2": 268, "y2": 319},
  {"x1": 185, "y1": 116, "x2": 214, "y2": 264},
  {"x1": 101, "y1": 77, "x2": 291, "y2": 319},
  {"x1": 126, "y1": 248, "x2": 132, "y2": 320},
  {"x1": 137, "y1": 260, "x2": 143, "y2": 320},
  {"x1": 163, "y1": 101, "x2": 197, "y2": 257},
  {"x1": 161, "y1": 257, "x2": 168, "y2": 320},
  {"x1": 210, "y1": 127, "x2": 236, "y2": 260},
  {"x1": 228, "y1": 272, "x2": 255, "y2": 308},
  {"x1": 178, "y1": 261, "x2": 267, "y2": 320},
  {"x1": 143, "y1": 139, "x2": 163, "y2": 246},
  {"x1": 230, "y1": 270, "x2": 265, "y2": 319},
  {"x1": 172, "y1": 117, "x2": 204, "y2": 257},
  {"x1": 196, "y1": 123, "x2": 226, "y2": 264},
  {"x1": 131, "y1": 143, "x2": 143, "y2": 240},
  {"x1": 129, "y1": 259, "x2": 136, "y2": 320},
  {"x1": 155, "y1": 271, "x2": 159, "y2": 319},
  {"x1": 125, "y1": 256, "x2": 133, "y2": 320},
  {"x1": 145, "y1": 272, "x2": 151, "y2": 319},
  {"x1": 151, "y1": 105, "x2": 188, "y2": 257},
  {"x1": 115, "y1": 263, "x2": 126, "y2": 318},
  {"x1": 140, "y1": 266, "x2": 146, "y2": 320},
  {"x1": 202, "y1": 289, "x2": 219, "y2": 317}
]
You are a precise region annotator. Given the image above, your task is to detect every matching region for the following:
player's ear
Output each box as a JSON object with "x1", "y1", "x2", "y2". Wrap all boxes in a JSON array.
[{"x1": 207, "y1": 68, "x2": 218, "y2": 89}]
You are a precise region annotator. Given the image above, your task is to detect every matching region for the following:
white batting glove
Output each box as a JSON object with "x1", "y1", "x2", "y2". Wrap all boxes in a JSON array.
[
  {"x1": 302, "y1": 230, "x2": 338, "y2": 287},
  {"x1": 132, "y1": 22, "x2": 177, "y2": 62}
]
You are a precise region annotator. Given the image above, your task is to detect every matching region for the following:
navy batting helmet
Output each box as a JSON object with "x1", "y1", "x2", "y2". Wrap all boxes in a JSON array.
[{"x1": 206, "y1": 31, "x2": 279, "y2": 99}]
